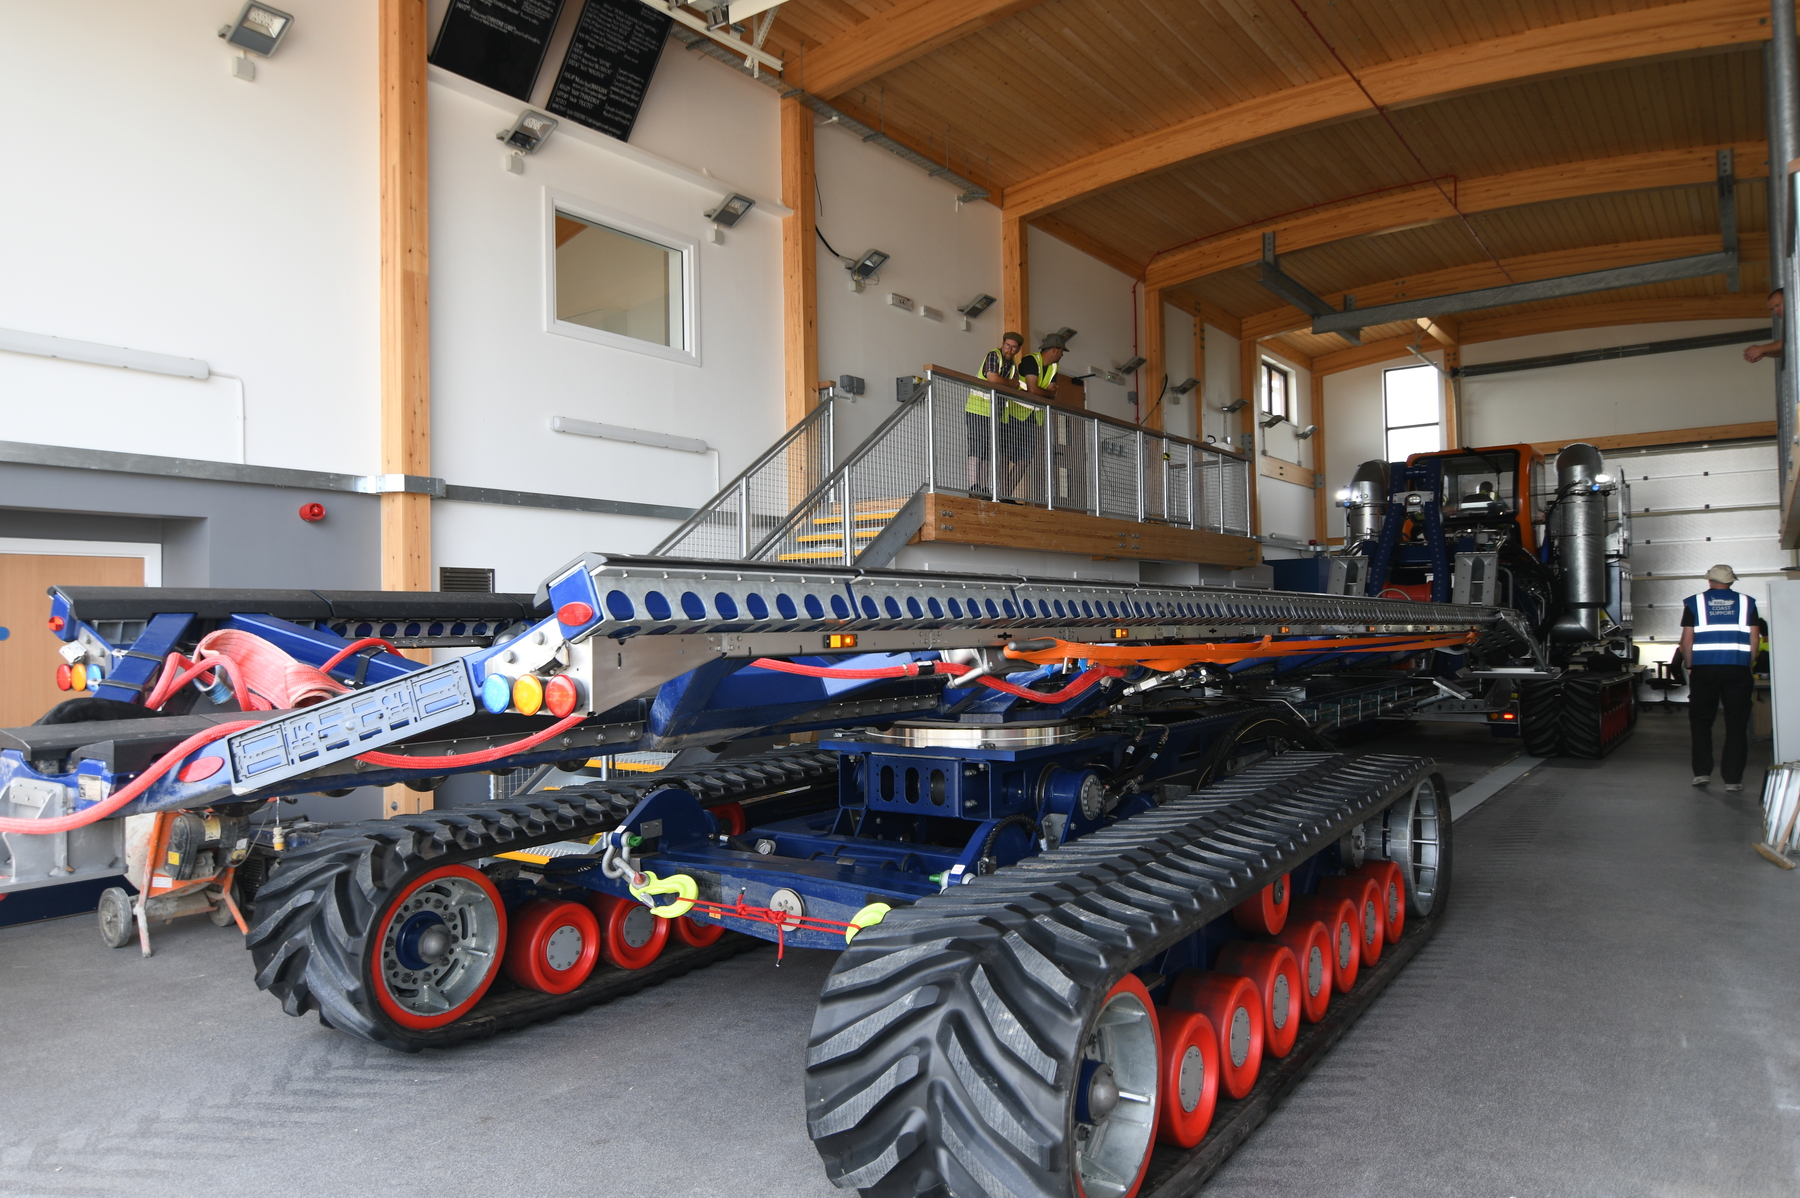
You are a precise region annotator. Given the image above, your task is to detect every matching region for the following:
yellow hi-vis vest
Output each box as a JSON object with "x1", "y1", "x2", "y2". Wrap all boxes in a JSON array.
[
  {"x1": 1008, "y1": 353, "x2": 1056, "y2": 423},
  {"x1": 968, "y1": 348, "x2": 1019, "y2": 416}
]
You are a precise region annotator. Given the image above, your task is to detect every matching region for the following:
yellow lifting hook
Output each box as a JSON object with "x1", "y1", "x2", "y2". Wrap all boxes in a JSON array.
[{"x1": 629, "y1": 870, "x2": 698, "y2": 919}]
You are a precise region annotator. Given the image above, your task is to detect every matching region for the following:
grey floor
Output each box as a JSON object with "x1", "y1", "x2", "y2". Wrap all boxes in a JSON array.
[{"x1": 2, "y1": 714, "x2": 1795, "y2": 1197}]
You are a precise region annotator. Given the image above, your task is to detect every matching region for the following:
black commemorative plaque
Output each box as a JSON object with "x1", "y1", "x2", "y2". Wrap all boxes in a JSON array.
[
  {"x1": 546, "y1": 0, "x2": 673, "y2": 142},
  {"x1": 430, "y1": 0, "x2": 567, "y2": 101}
]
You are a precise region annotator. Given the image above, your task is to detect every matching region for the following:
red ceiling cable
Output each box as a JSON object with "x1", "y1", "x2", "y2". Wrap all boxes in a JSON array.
[{"x1": 1286, "y1": 0, "x2": 1515, "y2": 284}]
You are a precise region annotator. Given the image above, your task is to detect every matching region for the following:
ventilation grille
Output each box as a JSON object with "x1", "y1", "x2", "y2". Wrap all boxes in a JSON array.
[{"x1": 438, "y1": 566, "x2": 496, "y2": 593}]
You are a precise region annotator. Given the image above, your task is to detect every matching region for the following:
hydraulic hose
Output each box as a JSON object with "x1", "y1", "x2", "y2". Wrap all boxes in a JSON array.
[
  {"x1": 0, "y1": 720, "x2": 262, "y2": 835},
  {"x1": 353, "y1": 711, "x2": 587, "y2": 769},
  {"x1": 320, "y1": 637, "x2": 402, "y2": 674}
]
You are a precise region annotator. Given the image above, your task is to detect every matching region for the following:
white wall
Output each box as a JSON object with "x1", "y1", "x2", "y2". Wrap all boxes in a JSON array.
[
  {"x1": 1028, "y1": 228, "x2": 1141, "y2": 423},
  {"x1": 1321, "y1": 347, "x2": 1446, "y2": 541},
  {"x1": 0, "y1": 0, "x2": 378, "y2": 474},
  {"x1": 813, "y1": 121, "x2": 1002, "y2": 449},
  {"x1": 424, "y1": 51, "x2": 785, "y2": 581},
  {"x1": 1158, "y1": 304, "x2": 1198, "y2": 441},
  {"x1": 1197, "y1": 325, "x2": 1243, "y2": 448},
  {"x1": 1459, "y1": 319, "x2": 1774, "y2": 445}
]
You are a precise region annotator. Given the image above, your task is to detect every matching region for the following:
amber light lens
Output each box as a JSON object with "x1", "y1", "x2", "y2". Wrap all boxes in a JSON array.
[{"x1": 512, "y1": 674, "x2": 545, "y2": 716}]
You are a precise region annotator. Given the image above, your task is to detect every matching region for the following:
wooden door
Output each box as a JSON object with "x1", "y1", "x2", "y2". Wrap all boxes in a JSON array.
[{"x1": 0, "y1": 554, "x2": 144, "y2": 729}]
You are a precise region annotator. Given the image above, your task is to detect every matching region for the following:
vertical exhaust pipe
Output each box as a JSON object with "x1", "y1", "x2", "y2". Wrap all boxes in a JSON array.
[
  {"x1": 1549, "y1": 443, "x2": 1608, "y2": 642},
  {"x1": 1342, "y1": 460, "x2": 1390, "y2": 545}
]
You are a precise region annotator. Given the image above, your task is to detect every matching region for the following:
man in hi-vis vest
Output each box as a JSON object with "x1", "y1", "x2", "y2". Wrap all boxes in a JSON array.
[{"x1": 1678, "y1": 564, "x2": 1765, "y2": 791}]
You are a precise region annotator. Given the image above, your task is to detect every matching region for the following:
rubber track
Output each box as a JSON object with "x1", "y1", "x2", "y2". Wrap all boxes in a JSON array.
[
  {"x1": 804, "y1": 751, "x2": 1433, "y2": 1198},
  {"x1": 1561, "y1": 674, "x2": 1633, "y2": 759},
  {"x1": 1518, "y1": 679, "x2": 1562, "y2": 758},
  {"x1": 246, "y1": 749, "x2": 837, "y2": 1051}
]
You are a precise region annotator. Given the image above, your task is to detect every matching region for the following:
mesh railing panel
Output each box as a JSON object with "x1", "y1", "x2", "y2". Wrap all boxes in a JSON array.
[
  {"x1": 663, "y1": 374, "x2": 1253, "y2": 563},
  {"x1": 656, "y1": 402, "x2": 833, "y2": 559}
]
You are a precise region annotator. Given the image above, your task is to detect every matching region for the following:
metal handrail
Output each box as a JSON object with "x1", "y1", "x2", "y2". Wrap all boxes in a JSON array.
[
  {"x1": 651, "y1": 397, "x2": 835, "y2": 557},
  {"x1": 748, "y1": 390, "x2": 925, "y2": 560},
  {"x1": 920, "y1": 364, "x2": 1249, "y2": 461}
]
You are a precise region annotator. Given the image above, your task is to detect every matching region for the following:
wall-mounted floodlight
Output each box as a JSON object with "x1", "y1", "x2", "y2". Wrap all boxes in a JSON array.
[
  {"x1": 1260, "y1": 412, "x2": 1287, "y2": 429},
  {"x1": 1053, "y1": 327, "x2": 1077, "y2": 343},
  {"x1": 219, "y1": 3, "x2": 294, "y2": 55},
  {"x1": 1117, "y1": 356, "x2": 1147, "y2": 375},
  {"x1": 1294, "y1": 424, "x2": 1318, "y2": 439},
  {"x1": 706, "y1": 194, "x2": 756, "y2": 227},
  {"x1": 1171, "y1": 377, "x2": 1200, "y2": 395},
  {"x1": 849, "y1": 249, "x2": 889, "y2": 292},
  {"x1": 958, "y1": 294, "x2": 995, "y2": 318},
  {"x1": 498, "y1": 110, "x2": 558, "y2": 154},
  {"x1": 1221, "y1": 398, "x2": 1248, "y2": 414}
]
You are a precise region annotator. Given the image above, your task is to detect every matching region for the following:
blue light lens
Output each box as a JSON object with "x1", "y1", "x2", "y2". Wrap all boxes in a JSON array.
[{"x1": 481, "y1": 673, "x2": 513, "y2": 714}]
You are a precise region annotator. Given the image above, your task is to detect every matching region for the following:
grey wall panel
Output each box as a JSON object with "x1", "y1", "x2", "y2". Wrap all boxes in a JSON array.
[{"x1": 0, "y1": 463, "x2": 379, "y2": 589}]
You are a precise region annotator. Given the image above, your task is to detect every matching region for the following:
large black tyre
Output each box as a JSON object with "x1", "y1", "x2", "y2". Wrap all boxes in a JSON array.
[
  {"x1": 805, "y1": 752, "x2": 1432, "y2": 1198},
  {"x1": 1518, "y1": 679, "x2": 1562, "y2": 757},
  {"x1": 1561, "y1": 674, "x2": 1634, "y2": 759}
]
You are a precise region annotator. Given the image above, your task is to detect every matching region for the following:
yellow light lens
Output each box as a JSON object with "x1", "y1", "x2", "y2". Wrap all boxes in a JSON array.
[
  {"x1": 69, "y1": 662, "x2": 87, "y2": 691},
  {"x1": 512, "y1": 674, "x2": 545, "y2": 716},
  {"x1": 826, "y1": 633, "x2": 858, "y2": 649}
]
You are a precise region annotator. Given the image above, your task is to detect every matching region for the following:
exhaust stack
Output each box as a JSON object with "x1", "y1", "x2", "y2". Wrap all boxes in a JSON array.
[{"x1": 1548, "y1": 442, "x2": 1609, "y2": 643}]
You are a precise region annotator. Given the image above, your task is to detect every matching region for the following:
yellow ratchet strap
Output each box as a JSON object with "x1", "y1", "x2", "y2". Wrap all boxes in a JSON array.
[{"x1": 629, "y1": 871, "x2": 698, "y2": 919}]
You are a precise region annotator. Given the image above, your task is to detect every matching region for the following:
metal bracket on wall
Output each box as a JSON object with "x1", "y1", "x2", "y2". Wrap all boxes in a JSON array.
[{"x1": 1718, "y1": 147, "x2": 1740, "y2": 294}]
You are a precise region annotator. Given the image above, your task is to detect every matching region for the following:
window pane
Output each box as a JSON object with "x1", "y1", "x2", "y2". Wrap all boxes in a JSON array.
[
  {"x1": 1383, "y1": 364, "x2": 1438, "y2": 428},
  {"x1": 1387, "y1": 422, "x2": 1441, "y2": 462},
  {"x1": 1263, "y1": 362, "x2": 1289, "y2": 418},
  {"x1": 555, "y1": 212, "x2": 681, "y2": 348}
]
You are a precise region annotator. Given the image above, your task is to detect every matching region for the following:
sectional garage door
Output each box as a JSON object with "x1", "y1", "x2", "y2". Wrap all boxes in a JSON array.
[{"x1": 1620, "y1": 440, "x2": 1787, "y2": 647}]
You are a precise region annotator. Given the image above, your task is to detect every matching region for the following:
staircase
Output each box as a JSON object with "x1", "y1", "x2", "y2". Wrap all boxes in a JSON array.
[{"x1": 652, "y1": 370, "x2": 1252, "y2": 567}]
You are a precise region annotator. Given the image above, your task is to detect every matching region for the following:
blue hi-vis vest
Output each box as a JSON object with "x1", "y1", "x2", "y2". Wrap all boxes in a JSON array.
[{"x1": 1687, "y1": 589, "x2": 1757, "y2": 667}]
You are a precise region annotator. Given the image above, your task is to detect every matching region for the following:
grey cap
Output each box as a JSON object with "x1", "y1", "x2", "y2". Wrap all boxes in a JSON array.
[{"x1": 1706, "y1": 564, "x2": 1737, "y2": 584}]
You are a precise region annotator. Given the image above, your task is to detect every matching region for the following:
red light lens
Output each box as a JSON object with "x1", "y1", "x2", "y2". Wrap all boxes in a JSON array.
[
  {"x1": 177, "y1": 756, "x2": 225, "y2": 783},
  {"x1": 55, "y1": 664, "x2": 72, "y2": 690},
  {"x1": 557, "y1": 602, "x2": 595, "y2": 627},
  {"x1": 544, "y1": 673, "x2": 581, "y2": 718},
  {"x1": 47, "y1": 616, "x2": 64, "y2": 632}
]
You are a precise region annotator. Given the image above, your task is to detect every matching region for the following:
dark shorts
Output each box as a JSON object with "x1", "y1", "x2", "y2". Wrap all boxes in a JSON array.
[{"x1": 966, "y1": 411, "x2": 992, "y2": 459}]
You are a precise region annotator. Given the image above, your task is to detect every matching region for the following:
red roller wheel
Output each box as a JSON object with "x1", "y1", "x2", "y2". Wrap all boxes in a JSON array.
[
  {"x1": 1291, "y1": 895, "x2": 1360, "y2": 993},
  {"x1": 590, "y1": 893, "x2": 670, "y2": 970},
  {"x1": 1317, "y1": 875, "x2": 1385, "y2": 966},
  {"x1": 1272, "y1": 918, "x2": 1334, "y2": 1023},
  {"x1": 502, "y1": 898, "x2": 600, "y2": 994},
  {"x1": 370, "y1": 864, "x2": 507, "y2": 1030},
  {"x1": 1214, "y1": 941, "x2": 1302, "y2": 1059},
  {"x1": 1167, "y1": 971, "x2": 1263, "y2": 1099},
  {"x1": 1231, "y1": 872, "x2": 1290, "y2": 936},
  {"x1": 1153, "y1": 1007, "x2": 1218, "y2": 1147},
  {"x1": 711, "y1": 801, "x2": 747, "y2": 837},
  {"x1": 673, "y1": 911, "x2": 725, "y2": 947},
  {"x1": 1355, "y1": 859, "x2": 1406, "y2": 944}
]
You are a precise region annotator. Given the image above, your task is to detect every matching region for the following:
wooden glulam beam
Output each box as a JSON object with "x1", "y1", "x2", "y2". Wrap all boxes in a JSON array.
[
  {"x1": 781, "y1": 97, "x2": 819, "y2": 427},
  {"x1": 1004, "y1": 0, "x2": 1768, "y2": 220},
  {"x1": 1531, "y1": 421, "x2": 1776, "y2": 454},
  {"x1": 1002, "y1": 214, "x2": 1029, "y2": 345},
  {"x1": 791, "y1": 0, "x2": 1048, "y2": 99},
  {"x1": 1145, "y1": 142, "x2": 1767, "y2": 290},
  {"x1": 1311, "y1": 294, "x2": 1774, "y2": 376},
  {"x1": 1240, "y1": 232, "x2": 1771, "y2": 343}
]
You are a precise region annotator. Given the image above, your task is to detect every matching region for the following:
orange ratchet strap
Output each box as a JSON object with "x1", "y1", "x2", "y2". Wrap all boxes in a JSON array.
[{"x1": 1002, "y1": 632, "x2": 1477, "y2": 673}]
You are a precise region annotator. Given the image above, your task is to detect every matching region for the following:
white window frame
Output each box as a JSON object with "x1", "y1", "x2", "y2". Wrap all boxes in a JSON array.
[
  {"x1": 543, "y1": 190, "x2": 701, "y2": 367},
  {"x1": 1259, "y1": 358, "x2": 1294, "y2": 422}
]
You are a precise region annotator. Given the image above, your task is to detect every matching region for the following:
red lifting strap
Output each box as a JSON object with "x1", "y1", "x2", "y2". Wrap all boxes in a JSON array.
[{"x1": 749, "y1": 657, "x2": 1123, "y2": 704}]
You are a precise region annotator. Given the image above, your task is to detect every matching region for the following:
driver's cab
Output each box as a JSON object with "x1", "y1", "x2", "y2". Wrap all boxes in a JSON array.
[{"x1": 1406, "y1": 444, "x2": 1547, "y2": 554}]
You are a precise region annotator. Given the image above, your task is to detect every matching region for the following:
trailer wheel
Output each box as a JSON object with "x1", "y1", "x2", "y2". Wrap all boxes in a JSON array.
[
  {"x1": 1379, "y1": 774, "x2": 1453, "y2": 919},
  {"x1": 97, "y1": 887, "x2": 134, "y2": 949}
]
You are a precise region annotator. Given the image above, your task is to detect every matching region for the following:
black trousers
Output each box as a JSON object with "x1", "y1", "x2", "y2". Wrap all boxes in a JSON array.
[{"x1": 1688, "y1": 664, "x2": 1754, "y2": 783}]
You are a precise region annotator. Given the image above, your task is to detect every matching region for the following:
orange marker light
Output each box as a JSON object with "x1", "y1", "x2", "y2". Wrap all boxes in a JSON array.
[
  {"x1": 544, "y1": 673, "x2": 581, "y2": 718},
  {"x1": 47, "y1": 616, "x2": 65, "y2": 632},
  {"x1": 512, "y1": 674, "x2": 545, "y2": 716},
  {"x1": 69, "y1": 663, "x2": 87, "y2": 692},
  {"x1": 826, "y1": 633, "x2": 858, "y2": 649}
]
